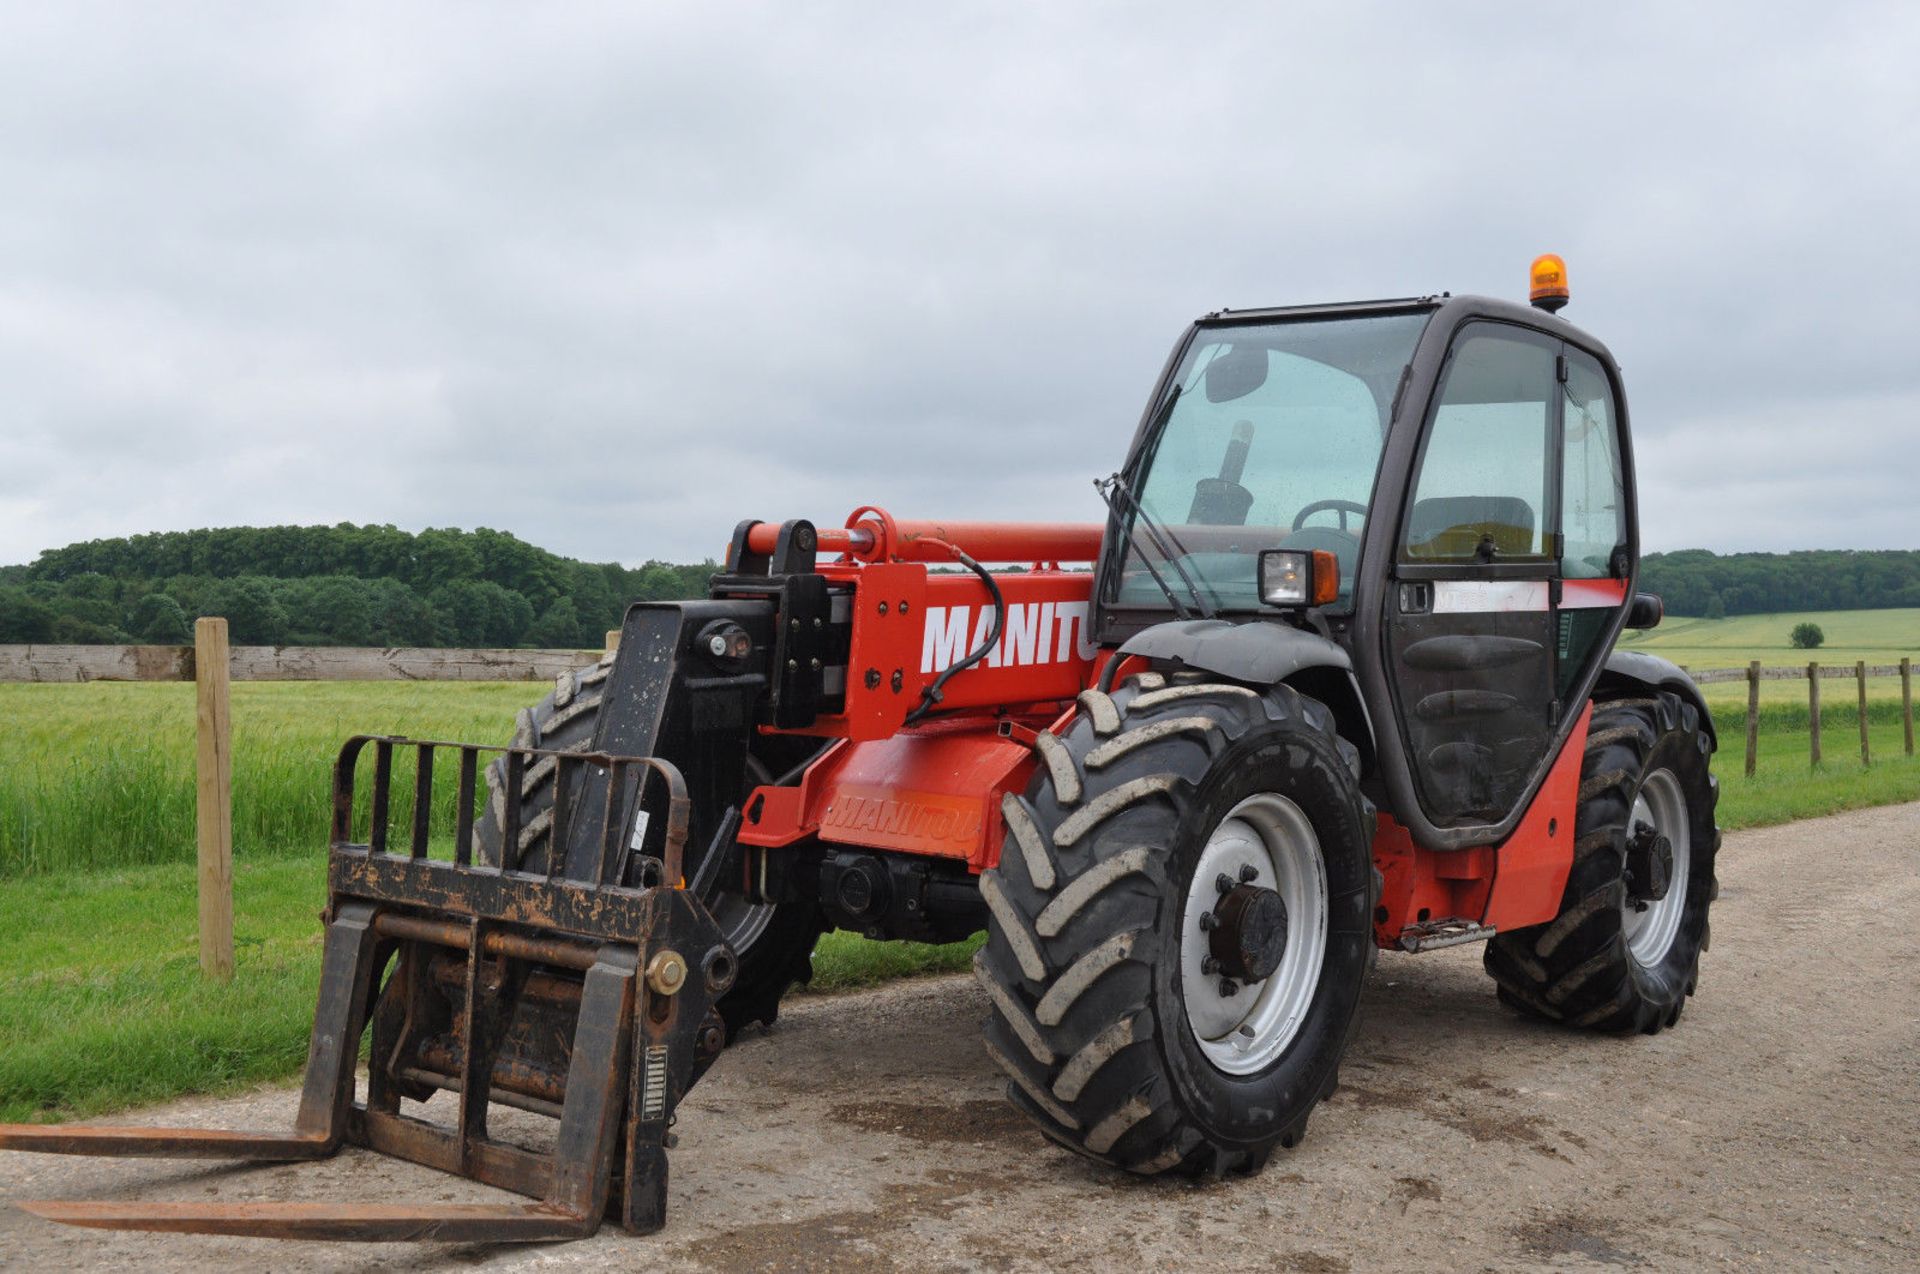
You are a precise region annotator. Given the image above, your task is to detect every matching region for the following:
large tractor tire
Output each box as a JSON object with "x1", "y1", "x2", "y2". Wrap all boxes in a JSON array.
[
  {"x1": 474, "y1": 653, "x2": 825, "y2": 1040},
  {"x1": 1484, "y1": 692, "x2": 1720, "y2": 1032},
  {"x1": 976, "y1": 673, "x2": 1376, "y2": 1175}
]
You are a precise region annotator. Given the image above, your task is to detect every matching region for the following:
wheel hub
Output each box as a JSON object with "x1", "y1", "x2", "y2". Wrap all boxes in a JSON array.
[
  {"x1": 1624, "y1": 822, "x2": 1673, "y2": 908},
  {"x1": 1206, "y1": 879, "x2": 1289, "y2": 984},
  {"x1": 1180, "y1": 792, "x2": 1328, "y2": 1075}
]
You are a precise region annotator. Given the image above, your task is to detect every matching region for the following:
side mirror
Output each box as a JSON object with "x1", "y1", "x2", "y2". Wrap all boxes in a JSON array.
[
  {"x1": 1259, "y1": 549, "x2": 1339, "y2": 609},
  {"x1": 1625, "y1": 592, "x2": 1663, "y2": 630}
]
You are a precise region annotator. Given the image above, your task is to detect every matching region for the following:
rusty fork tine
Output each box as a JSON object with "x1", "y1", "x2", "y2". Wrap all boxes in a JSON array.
[
  {"x1": 16, "y1": 1200, "x2": 596, "y2": 1243},
  {"x1": 0, "y1": 1127, "x2": 330, "y2": 1160}
]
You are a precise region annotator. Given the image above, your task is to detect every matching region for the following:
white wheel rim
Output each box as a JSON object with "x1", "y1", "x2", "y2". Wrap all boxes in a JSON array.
[
  {"x1": 1180, "y1": 793, "x2": 1328, "y2": 1075},
  {"x1": 1623, "y1": 768, "x2": 1690, "y2": 968}
]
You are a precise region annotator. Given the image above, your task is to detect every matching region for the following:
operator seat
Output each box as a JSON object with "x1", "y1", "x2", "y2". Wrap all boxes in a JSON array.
[{"x1": 1405, "y1": 496, "x2": 1536, "y2": 559}]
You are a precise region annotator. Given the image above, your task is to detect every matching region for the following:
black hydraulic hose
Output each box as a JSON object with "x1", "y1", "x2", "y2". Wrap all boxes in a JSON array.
[{"x1": 903, "y1": 544, "x2": 1004, "y2": 725}]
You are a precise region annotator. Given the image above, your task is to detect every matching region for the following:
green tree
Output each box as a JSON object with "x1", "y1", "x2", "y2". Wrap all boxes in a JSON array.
[
  {"x1": 527, "y1": 597, "x2": 582, "y2": 648},
  {"x1": 127, "y1": 593, "x2": 191, "y2": 643},
  {"x1": 1702, "y1": 594, "x2": 1726, "y2": 621},
  {"x1": 1789, "y1": 622, "x2": 1825, "y2": 650},
  {"x1": 0, "y1": 587, "x2": 56, "y2": 641},
  {"x1": 209, "y1": 577, "x2": 292, "y2": 644}
]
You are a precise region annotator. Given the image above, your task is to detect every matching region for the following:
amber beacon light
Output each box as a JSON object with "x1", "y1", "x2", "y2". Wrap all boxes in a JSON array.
[{"x1": 1529, "y1": 253, "x2": 1570, "y2": 313}]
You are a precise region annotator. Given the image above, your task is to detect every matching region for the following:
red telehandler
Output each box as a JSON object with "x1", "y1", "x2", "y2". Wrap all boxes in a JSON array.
[{"x1": 0, "y1": 257, "x2": 1719, "y2": 1241}]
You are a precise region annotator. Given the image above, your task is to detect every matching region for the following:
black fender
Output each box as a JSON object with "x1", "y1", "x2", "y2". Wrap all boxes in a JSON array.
[
  {"x1": 1115, "y1": 619, "x2": 1376, "y2": 774},
  {"x1": 1596, "y1": 650, "x2": 1718, "y2": 747}
]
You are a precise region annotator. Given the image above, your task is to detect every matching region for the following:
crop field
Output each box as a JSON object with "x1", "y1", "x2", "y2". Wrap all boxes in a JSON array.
[{"x1": 1, "y1": 646, "x2": 1914, "y2": 1125}]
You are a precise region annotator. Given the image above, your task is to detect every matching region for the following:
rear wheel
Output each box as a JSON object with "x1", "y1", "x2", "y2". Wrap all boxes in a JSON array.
[
  {"x1": 474, "y1": 654, "x2": 824, "y2": 1038},
  {"x1": 1484, "y1": 692, "x2": 1720, "y2": 1032},
  {"x1": 977, "y1": 674, "x2": 1376, "y2": 1174}
]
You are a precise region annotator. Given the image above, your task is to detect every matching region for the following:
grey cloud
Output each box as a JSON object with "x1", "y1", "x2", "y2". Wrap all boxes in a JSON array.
[{"x1": 2, "y1": 2, "x2": 1916, "y2": 568}]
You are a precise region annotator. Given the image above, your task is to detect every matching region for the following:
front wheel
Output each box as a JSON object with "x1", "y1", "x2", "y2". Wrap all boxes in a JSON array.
[{"x1": 977, "y1": 675, "x2": 1376, "y2": 1175}]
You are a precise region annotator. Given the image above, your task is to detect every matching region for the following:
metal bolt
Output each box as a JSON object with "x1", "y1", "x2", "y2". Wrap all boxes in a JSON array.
[
  {"x1": 1201, "y1": 956, "x2": 1221, "y2": 976},
  {"x1": 787, "y1": 659, "x2": 798, "y2": 672},
  {"x1": 878, "y1": 601, "x2": 889, "y2": 615},
  {"x1": 864, "y1": 668, "x2": 881, "y2": 689},
  {"x1": 1198, "y1": 912, "x2": 1218, "y2": 932},
  {"x1": 1239, "y1": 863, "x2": 1258, "y2": 883},
  {"x1": 890, "y1": 669, "x2": 903, "y2": 692},
  {"x1": 707, "y1": 634, "x2": 728, "y2": 657},
  {"x1": 646, "y1": 950, "x2": 688, "y2": 996},
  {"x1": 1216, "y1": 872, "x2": 1236, "y2": 894},
  {"x1": 1218, "y1": 978, "x2": 1240, "y2": 997},
  {"x1": 790, "y1": 618, "x2": 800, "y2": 632},
  {"x1": 900, "y1": 601, "x2": 910, "y2": 614},
  {"x1": 813, "y1": 617, "x2": 823, "y2": 629},
  {"x1": 809, "y1": 657, "x2": 822, "y2": 671}
]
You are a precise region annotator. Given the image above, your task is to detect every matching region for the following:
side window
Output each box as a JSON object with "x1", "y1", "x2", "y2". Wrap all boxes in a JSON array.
[
  {"x1": 1559, "y1": 350, "x2": 1625, "y2": 578},
  {"x1": 1403, "y1": 329, "x2": 1556, "y2": 562},
  {"x1": 1556, "y1": 348, "x2": 1627, "y2": 696}
]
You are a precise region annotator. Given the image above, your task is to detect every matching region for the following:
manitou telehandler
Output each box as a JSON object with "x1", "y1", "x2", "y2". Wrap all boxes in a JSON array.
[{"x1": 1, "y1": 256, "x2": 1719, "y2": 1241}]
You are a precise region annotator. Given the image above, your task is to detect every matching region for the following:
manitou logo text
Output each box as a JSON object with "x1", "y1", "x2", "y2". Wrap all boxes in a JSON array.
[
  {"x1": 920, "y1": 602, "x2": 1097, "y2": 674},
  {"x1": 823, "y1": 795, "x2": 979, "y2": 843}
]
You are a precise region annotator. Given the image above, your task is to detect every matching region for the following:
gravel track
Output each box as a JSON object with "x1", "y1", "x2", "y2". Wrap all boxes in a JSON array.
[{"x1": 3, "y1": 802, "x2": 1916, "y2": 1271}]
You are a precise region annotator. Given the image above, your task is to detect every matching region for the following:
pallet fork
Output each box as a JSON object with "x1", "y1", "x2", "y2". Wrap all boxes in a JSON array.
[{"x1": 0, "y1": 732, "x2": 732, "y2": 1242}]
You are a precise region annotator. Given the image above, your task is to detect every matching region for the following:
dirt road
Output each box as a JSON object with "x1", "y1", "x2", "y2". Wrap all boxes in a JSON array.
[{"x1": 3, "y1": 802, "x2": 1916, "y2": 1271}]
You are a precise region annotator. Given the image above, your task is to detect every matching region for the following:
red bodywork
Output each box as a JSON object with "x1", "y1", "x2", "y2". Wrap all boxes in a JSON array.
[{"x1": 733, "y1": 510, "x2": 1579, "y2": 949}]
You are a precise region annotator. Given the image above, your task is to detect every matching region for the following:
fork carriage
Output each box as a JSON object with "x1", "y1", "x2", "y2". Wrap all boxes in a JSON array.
[{"x1": 1, "y1": 735, "x2": 732, "y2": 1242}]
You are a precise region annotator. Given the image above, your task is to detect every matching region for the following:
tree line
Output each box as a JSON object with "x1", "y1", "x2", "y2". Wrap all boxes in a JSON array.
[
  {"x1": 0, "y1": 524, "x2": 716, "y2": 647},
  {"x1": 1637, "y1": 549, "x2": 1920, "y2": 618},
  {"x1": 4, "y1": 530, "x2": 1916, "y2": 645}
]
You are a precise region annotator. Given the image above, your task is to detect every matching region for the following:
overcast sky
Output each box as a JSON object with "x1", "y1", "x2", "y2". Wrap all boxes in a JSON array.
[{"x1": 2, "y1": 3, "x2": 1915, "y2": 569}]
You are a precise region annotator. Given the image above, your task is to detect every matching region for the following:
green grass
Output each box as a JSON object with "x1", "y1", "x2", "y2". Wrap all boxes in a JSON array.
[
  {"x1": 1616, "y1": 606, "x2": 1920, "y2": 670},
  {"x1": 0, "y1": 682, "x2": 539, "y2": 876},
  {"x1": 0, "y1": 857, "x2": 328, "y2": 1123}
]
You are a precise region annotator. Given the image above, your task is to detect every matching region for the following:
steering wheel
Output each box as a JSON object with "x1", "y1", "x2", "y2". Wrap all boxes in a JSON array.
[{"x1": 1292, "y1": 499, "x2": 1369, "y2": 533}]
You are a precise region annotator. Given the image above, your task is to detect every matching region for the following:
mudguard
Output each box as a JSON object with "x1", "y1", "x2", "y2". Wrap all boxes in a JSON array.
[
  {"x1": 1597, "y1": 649, "x2": 1718, "y2": 745},
  {"x1": 1116, "y1": 619, "x2": 1375, "y2": 770}
]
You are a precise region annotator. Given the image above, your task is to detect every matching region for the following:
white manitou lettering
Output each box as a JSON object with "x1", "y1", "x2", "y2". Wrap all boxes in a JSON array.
[{"x1": 919, "y1": 601, "x2": 1099, "y2": 673}]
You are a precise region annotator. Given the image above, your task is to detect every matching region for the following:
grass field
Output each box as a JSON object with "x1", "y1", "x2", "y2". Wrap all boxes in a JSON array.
[
  {"x1": 1616, "y1": 606, "x2": 1920, "y2": 670},
  {"x1": 2, "y1": 644, "x2": 1915, "y2": 1125}
]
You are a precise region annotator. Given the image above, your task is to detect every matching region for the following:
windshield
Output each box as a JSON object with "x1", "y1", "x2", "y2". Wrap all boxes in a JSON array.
[{"x1": 1112, "y1": 311, "x2": 1430, "y2": 612}]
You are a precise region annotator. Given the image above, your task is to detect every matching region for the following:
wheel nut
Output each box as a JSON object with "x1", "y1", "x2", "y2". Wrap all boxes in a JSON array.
[
  {"x1": 1215, "y1": 872, "x2": 1236, "y2": 894},
  {"x1": 1218, "y1": 978, "x2": 1240, "y2": 997},
  {"x1": 1200, "y1": 956, "x2": 1221, "y2": 976},
  {"x1": 1198, "y1": 912, "x2": 1218, "y2": 932},
  {"x1": 1239, "y1": 863, "x2": 1258, "y2": 883}
]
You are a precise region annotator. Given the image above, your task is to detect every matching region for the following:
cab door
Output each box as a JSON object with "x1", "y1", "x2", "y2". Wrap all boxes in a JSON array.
[{"x1": 1385, "y1": 323, "x2": 1562, "y2": 827}]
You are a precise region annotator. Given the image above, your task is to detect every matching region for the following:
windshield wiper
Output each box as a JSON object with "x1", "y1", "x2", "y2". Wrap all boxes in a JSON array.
[{"x1": 1096, "y1": 469, "x2": 1218, "y2": 621}]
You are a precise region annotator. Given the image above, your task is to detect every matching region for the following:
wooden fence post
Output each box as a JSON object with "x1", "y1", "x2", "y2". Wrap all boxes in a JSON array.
[
  {"x1": 1903, "y1": 657, "x2": 1914, "y2": 758},
  {"x1": 194, "y1": 618, "x2": 234, "y2": 980},
  {"x1": 1856, "y1": 660, "x2": 1870, "y2": 767},
  {"x1": 605, "y1": 629, "x2": 621, "y2": 655},
  {"x1": 1744, "y1": 661, "x2": 1760, "y2": 778},
  {"x1": 1807, "y1": 661, "x2": 1821, "y2": 767}
]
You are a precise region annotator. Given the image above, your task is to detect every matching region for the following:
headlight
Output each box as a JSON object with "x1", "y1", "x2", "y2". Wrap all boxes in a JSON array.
[{"x1": 1259, "y1": 549, "x2": 1340, "y2": 608}]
